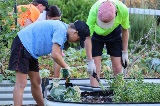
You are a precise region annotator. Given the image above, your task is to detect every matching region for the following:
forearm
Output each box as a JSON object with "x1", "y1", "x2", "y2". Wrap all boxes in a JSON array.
[
  {"x1": 52, "y1": 54, "x2": 68, "y2": 68},
  {"x1": 84, "y1": 36, "x2": 93, "y2": 60},
  {"x1": 51, "y1": 44, "x2": 68, "y2": 68},
  {"x1": 122, "y1": 28, "x2": 129, "y2": 52}
]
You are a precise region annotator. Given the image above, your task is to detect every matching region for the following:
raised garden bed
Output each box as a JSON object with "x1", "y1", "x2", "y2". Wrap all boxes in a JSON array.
[
  {"x1": 1, "y1": 78, "x2": 160, "y2": 106},
  {"x1": 44, "y1": 78, "x2": 160, "y2": 106},
  {"x1": 45, "y1": 89, "x2": 160, "y2": 106}
]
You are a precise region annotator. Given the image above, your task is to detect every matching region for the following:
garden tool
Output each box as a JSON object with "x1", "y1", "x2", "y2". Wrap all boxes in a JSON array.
[
  {"x1": 61, "y1": 68, "x2": 73, "y2": 88},
  {"x1": 122, "y1": 60, "x2": 127, "y2": 77},
  {"x1": 92, "y1": 72, "x2": 105, "y2": 91},
  {"x1": 65, "y1": 77, "x2": 73, "y2": 88}
]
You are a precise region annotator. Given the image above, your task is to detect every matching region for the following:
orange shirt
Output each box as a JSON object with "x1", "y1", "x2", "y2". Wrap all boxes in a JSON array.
[{"x1": 17, "y1": 4, "x2": 40, "y2": 26}]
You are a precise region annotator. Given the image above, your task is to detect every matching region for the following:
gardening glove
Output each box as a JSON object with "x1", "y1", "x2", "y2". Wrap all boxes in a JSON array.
[
  {"x1": 87, "y1": 59, "x2": 96, "y2": 76},
  {"x1": 122, "y1": 51, "x2": 128, "y2": 68},
  {"x1": 61, "y1": 67, "x2": 72, "y2": 78}
]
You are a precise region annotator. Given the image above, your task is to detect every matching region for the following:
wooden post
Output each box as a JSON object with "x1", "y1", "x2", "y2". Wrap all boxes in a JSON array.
[
  {"x1": 130, "y1": 0, "x2": 131, "y2": 7},
  {"x1": 14, "y1": 0, "x2": 17, "y2": 26},
  {"x1": 41, "y1": 78, "x2": 49, "y2": 98},
  {"x1": 122, "y1": 0, "x2": 125, "y2": 4}
]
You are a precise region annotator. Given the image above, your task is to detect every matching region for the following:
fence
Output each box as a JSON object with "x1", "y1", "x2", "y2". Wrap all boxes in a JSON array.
[
  {"x1": 129, "y1": 8, "x2": 160, "y2": 16},
  {"x1": 120, "y1": 0, "x2": 159, "y2": 9}
]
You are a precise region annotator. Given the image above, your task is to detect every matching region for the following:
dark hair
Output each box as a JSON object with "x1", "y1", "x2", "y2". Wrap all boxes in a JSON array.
[
  {"x1": 46, "y1": 5, "x2": 62, "y2": 17},
  {"x1": 32, "y1": 0, "x2": 49, "y2": 10},
  {"x1": 69, "y1": 23, "x2": 76, "y2": 29},
  {"x1": 32, "y1": 2, "x2": 39, "y2": 6}
]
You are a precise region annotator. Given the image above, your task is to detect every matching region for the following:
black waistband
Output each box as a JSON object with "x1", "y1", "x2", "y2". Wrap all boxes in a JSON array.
[{"x1": 92, "y1": 25, "x2": 122, "y2": 42}]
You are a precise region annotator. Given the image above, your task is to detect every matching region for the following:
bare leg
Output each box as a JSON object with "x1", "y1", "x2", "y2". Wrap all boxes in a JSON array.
[
  {"x1": 53, "y1": 61, "x2": 61, "y2": 78},
  {"x1": 90, "y1": 56, "x2": 101, "y2": 87},
  {"x1": 90, "y1": 56, "x2": 122, "y2": 87},
  {"x1": 110, "y1": 56, "x2": 122, "y2": 76},
  {"x1": 13, "y1": 71, "x2": 28, "y2": 106},
  {"x1": 28, "y1": 71, "x2": 44, "y2": 106}
]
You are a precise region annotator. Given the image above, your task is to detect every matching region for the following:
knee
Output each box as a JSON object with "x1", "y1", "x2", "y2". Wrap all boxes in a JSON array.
[
  {"x1": 31, "y1": 78, "x2": 41, "y2": 87},
  {"x1": 96, "y1": 66, "x2": 101, "y2": 75},
  {"x1": 15, "y1": 80, "x2": 27, "y2": 89},
  {"x1": 112, "y1": 65, "x2": 122, "y2": 74}
]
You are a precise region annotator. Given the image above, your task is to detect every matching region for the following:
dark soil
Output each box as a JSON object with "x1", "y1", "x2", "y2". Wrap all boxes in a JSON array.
[
  {"x1": 81, "y1": 96, "x2": 113, "y2": 103},
  {"x1": 81, "y1": 90, "x2": 113, "y2": 103}
]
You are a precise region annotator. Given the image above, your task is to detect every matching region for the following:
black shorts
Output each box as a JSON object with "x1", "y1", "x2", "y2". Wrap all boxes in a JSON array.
[
  {"x1": 8, "y1": 36, "x2": 39, "y2": 74},
  {"x1": 92, "y1": 25, "x2": 122, "y2": 57}
]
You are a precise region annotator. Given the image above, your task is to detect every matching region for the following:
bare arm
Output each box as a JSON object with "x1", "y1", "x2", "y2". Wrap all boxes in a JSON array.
[
  {"x1": 84, "y1": 36, "x2": 93, "y2": 60},
  {"x1": 122, "y1": 28, "x2": 129, "y2": 52},
  {"x1": 24, "y1": 19, "x2": 33, "y2": 27},
  {"x1": 51, "y1": 43, "x2": 68, "y2": 68}
]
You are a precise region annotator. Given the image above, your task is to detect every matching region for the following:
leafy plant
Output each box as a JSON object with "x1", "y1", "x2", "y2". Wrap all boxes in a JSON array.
[
  {"x1": 49, "y1": 0, "x2": 96, "y2": 23},
  {"x1": 0, "y1": 74, "x2": 3, "y2": 83},
  {"x1": 104, "y1": 73, "x2": 160, "y2": 102},
  {"x1": 17, "y1": 0, "x2": 31, "y2": 5},
  {"x1": 50, "y1": 85, "x2": 66, "y2": 101},
  {"x1": 38, "y1": 55, "x2": 54, "y2": 75},
  {"x1": 0, "y1": 0, "x2": 20, "y2": 74},
  {"x1": 128, "y1": 50, "x2": 160, "y2": 78},
  {"x1": 0, "y1": 0, "x2": 160, "y2": 80},
  {"x1": 63, "y1": 48, "x2": 88, "y2": 78},
  {"x1": 129, "y1": 14, "x2": 158, "y2": 50},
  {"x1": 50, "y1": 84, "x2": 81, "y2": 102},
  {"x1": 39, "y1": 69, "x2": 51, "y2": 78},
  {"x1": 3, "y1": 70, "x2": 16, "y2": 82},
  {"x1": 63, "y1": 86, "x2": 81, "y2": 102}
]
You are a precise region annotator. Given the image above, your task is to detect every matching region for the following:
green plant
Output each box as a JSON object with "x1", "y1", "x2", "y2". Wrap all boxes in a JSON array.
[
  {"x1": 49, "y1": 0, "x2": 96, "y2": 23},
  {"x1": 104, "y1": 73, "x2": 160, "y2": 102},
  {"x1": 38, "y1": 55, "x2": 54, "y2": 74},
  {"x1": 128, "y1": 50, "x2": 160, "y2": 78},
  {"x1": 0, "y1": 74, "x2": 3, "y2": 83},
  {"x1": 50, "y1": 85, "x2": 65, "y2": 101},
  {"x1": 17, "y1": 0, "x2": 31, "y2": 5},
  {"x1": 63, "y1": 48, "x2": 88, "y2": 78},
  {"x1": 63, "y1": 86, "x2": 81, "y2": 102},
  {"x1": 0, "y1": 0, "x2": 19, "y2": 46},
  {"x1": 129, "y1": 14, "x2": 157, "y2": 49},
  {"x1": 39, "y1": 69, "x2": 51, "y2": 78},
  {"x1": 0, "y1": 0, "x2": 160, "y2": 79},
  {"x1": 0, "y1": 0, "x2": 20, "y2": 74},
  {"x1": 50, "y1": 84, "x2": 81, "y2": 102},
  {"x1": 3, "y1": 70, "x2": 16, "y2": 82}
]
